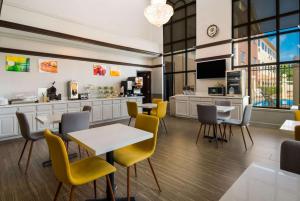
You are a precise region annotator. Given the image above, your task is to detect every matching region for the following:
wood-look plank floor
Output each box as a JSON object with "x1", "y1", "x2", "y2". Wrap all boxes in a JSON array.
[{"x1": 0, "y1": 116, "x2": 293, "y2": 201}]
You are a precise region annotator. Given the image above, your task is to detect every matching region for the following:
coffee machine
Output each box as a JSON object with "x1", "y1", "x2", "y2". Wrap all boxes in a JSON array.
[
  {"x1": 120, "y1": 80, "x2": 133, "y2": 96},
  {"x1": 67, "y1": 80, "x2": 79, "y2": 100}
]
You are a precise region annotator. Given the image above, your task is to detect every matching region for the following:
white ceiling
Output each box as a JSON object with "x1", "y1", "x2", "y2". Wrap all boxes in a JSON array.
[{"x1": 3, "y1": 0, "x2": 160, "y2": 42}]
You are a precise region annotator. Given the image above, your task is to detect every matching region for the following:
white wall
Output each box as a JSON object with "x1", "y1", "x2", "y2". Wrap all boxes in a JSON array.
[
  {"x1": 1, "y1": 0, "x2": 163, "y2": 52},
  {"x1": 196, "y1": 0, "x2": 232, "y2": 95},
  {"x1": 0, "y1": 0, "x2": 164, "y2": 99}
]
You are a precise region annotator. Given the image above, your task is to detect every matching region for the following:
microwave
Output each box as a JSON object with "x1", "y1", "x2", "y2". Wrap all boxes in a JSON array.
[{"x1": 208, "y1": 87, "x2": 225, "y2": 96}]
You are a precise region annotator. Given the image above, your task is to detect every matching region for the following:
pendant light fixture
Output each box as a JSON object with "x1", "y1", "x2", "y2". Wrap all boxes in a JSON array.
[{"x1": 144, "y1": 0, "x2": 174, "y2": 27}]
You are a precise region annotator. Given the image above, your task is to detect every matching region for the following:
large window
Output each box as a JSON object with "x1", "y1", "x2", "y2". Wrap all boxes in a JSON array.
[
  {"x1": 232, "y1": 0, "x2": 300, "y2": 109},
  {"x1": 163, "y1": 0, "x2": 196, "y2": 100}
]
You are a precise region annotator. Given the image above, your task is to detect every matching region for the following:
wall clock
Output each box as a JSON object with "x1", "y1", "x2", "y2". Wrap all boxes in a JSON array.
[{"x1": 207, "y1": 24, "x2": 219, "y2": 38}]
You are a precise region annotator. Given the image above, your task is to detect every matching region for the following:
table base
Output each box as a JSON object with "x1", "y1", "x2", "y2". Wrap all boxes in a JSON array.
[
  {"x1": 87, "y1": 197, "x2": 136, "y2": 201},
  {"x1": 42, "y1": 153, "x2": 78, "y2": 167},
  {"x1": 204, "y1": 135, "x2": 228, "y2": 143}
]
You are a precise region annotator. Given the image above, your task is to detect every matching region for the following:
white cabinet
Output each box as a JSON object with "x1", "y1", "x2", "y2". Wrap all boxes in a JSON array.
[
  {"x1": 92, "y1": 105, "x2": 102, "y2": 122},
  {"x1": 68, "y1": 102, "x2": 81, "y2": 113},
  {"x1": 53, "y1": 103, "x2": 67, "y2": 130},
  {"x1": 36, "y1": 104, "x2": 52, "y2": 131},
  {"x1": 0, "y1": 107, "x2": 18, "y2": 138},
  {"x1": 121, "y1": 100, "x2": 129, "y2": 117},
  {"x1": 175, "y1": 101, "x2": 189, "y2": 117},
  {"x1": 231, "y1": 104, "x2": 243, "y2": 120},
  {"x1": 102, "y1": 100, "x2": 113, "y2": 120},
  {"x1": 113, "y1": 100, "x2": 121, "y2": 118},
  {"x1": 81, "y1": 102, "x2": 92, "y2": 122}
]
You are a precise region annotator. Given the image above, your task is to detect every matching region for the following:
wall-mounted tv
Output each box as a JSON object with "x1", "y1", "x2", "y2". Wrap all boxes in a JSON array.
[{"x1": 197, "y1": 59, "x2": 226, "y2": 79}]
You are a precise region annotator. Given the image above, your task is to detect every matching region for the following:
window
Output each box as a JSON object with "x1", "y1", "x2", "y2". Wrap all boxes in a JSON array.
[
  {"x1": 232, "y1": 0, "x2": 300, "y2": 109},
  {"x1": 163, "y1": 0, "x2": 196, "y2": 100}
]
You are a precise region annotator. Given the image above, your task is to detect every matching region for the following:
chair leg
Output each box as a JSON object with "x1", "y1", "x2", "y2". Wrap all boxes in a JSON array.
[
  {"x1": 69, "y1": 186, "x2": 75, "y2": 201},
  {"x1": 128, "y1": 117, "x2": 132, "y2": 126},
  {"x1": 106, "y1": 175, "x2": 116, "y2": 201},
  {"x1": 18, "y1": 140, "x2": 28, "y2": 166},
  {"x1": 93, "y1": 180, "x2": 97, "y2": 199},
  {"x1": 134, "y1": 164, "x2": 137, "y2": 177},
  {"x1": 196, "y1": 124, "x2": 203, "y2": 144},
  {"x1": 240, "y1": 126, "x2": 247, "y2": 150},
  {"x1": 229, "y1": 125, "x2": 233, "y2": 141},
  {"x1": 208, "y1": 125, "x2": 211, "y2": 137},
  {"x1": 25, "y1": 141, "x2": 34, "y2": 175},
  {"x1": 223, "y1": 124, "x2": 227, "y2": 140},
  {"x1": 54, "y1": 182, "x2": 62, "y2": 201},
  {"x1": 147, "y1": 158, "x2": 162, "y2": 192},
  {"x1": 127, "y1": 167, "x2": 130, "y2": 201},
  {"x1": 245, "y1": 126, "x2": 254, "y2": 144},
  {"x1": 218, "y1": 125, "x2": 223, "y2": 139},
  {"x1": 203, "y1": 124, "x2": 207, "y2": 138},
  {"x1": 213, "y1": 125, "x2": 218, "y2": 148},
  {"x1": 78, "y1": 145, "x2": 82, "y2": 159},
  {"x1": 162, "y1": 118, "x2": 168, "y2": 134}
]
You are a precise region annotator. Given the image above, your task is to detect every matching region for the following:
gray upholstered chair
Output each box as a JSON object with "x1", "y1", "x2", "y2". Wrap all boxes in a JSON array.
[
  {"x1": 60, "y1": 111, "x2": 90, "y2": 158},
  {"x1": 215, "y1": 100, "x2": 231, "y2": 120},
  {"x1": 222, "y1": 105, "x2": 254, "y2": 150},
  {"x1": 280, "y1": 140, "x2": 300, "y2": 174},
  {"x1": 195, "y1": 105, "x2": 223, "y2": 147},
  {"x1": 16, "y1": 112, "x2": 44, "y2": 175}
]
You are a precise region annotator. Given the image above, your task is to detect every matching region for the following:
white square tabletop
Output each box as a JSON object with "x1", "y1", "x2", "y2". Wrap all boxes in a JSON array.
[
  {"x1": 220, "y1": 162, "x2": 300, "y2": 201},
  {"x1": 67, "y1": 123, "x2": 153, "y2": 155},
  {"x1": 36, "y1": 114, "x2": 62, "y2": 124},
  {"x1": 216, "y1": 106, "x2": 235, "y2": 113},
  {"x1": 280, "y1": 120, "x2": 300, "y2": 132}
]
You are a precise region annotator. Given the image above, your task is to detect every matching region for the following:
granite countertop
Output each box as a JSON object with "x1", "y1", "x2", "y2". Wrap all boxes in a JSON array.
[{"x1": 0, "y1": 96, "x2": 143, "y2": 108}]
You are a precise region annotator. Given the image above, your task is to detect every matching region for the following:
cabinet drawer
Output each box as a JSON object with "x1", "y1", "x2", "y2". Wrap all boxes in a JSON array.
[
  {"x1": 68, "y1": 102, "x2": 81, "y2": 108},
  {"x1": 113, "y1": 99, "x2": 121, "y2": 104},
  {"x1": 81, "y1": 102, "x2": 92, "y2": 107},
  {"x1": 103, "y1": 100, "x2": 112, "y2": 105},
  {"x1": 231, "y1": 99, "x2": 243, "y2": 104},
  {"x1": 53, "y1": 103, "x2": 67, "y2": 110},
  {"x1": 37, "y1": 104, "x2": 52, "y2": 112},
  {"x1": 92, "y1": 101, "x2": 102, "y2": 106},
  {"x1": 18, "y1": 106, "x2": 36, "y2": 113},
  {"x1": 0, "y1": 107, "x2": 17, "y2": 115}
]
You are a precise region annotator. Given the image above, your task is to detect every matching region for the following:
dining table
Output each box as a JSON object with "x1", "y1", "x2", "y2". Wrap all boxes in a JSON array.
[
  {"x1": 36, "y1": 113, "x2": 77, "y2": 167},
  {"x1": 68, "y1": 123, "x2": 153, "y2": 201},
  {"x1": 280, "y1": 120, "x2": 300, "y2": 132},
  {"x1": 137, "y1": 103, "x2": 157, "y2": 115},
  {"x1": 219, "y1": 162, "x2": 300, "y2": 201}
]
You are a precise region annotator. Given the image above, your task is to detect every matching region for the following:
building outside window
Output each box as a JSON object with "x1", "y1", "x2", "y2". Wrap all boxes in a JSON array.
[
  {"x1": 232, "y1": 0, "x2": 300, "y2": 109},
  {"x1": 163, "y1": 0, "x2": 196, "y2": 100}
]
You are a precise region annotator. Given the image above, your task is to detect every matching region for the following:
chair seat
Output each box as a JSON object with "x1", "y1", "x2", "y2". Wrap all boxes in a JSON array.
[
  {"x1": 114, "y1": 145, "x2": 153, "y2": 167},
  {"x1": 70, "y1": 156, "x2": 116, "y2": 185},
  {"x1": 31, "y1": 131, "x2": 45, "y2": 141},
  {"x1": 222, "y1": 119, "x2": 242, "y2": 125}
]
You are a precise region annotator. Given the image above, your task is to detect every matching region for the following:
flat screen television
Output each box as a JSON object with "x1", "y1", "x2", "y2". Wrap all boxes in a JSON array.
[{"x1": 197, "y1": 59, "x2": 226, "y2": 79}]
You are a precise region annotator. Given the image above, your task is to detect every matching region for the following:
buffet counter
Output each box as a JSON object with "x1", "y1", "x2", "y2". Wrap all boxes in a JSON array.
[
  {"x1": 170, "y1": 94, "x2": 249, "y2": 120},
  {"x1": 0, "y1": 96, "x2": 143, "y2": 141}
]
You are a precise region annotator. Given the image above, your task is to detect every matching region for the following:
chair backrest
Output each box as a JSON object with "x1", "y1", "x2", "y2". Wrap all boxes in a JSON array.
[
  {"x1": 295, "y1": 126, "x2": 300, "y2": 141},
  {"x1": 197, "y1": 104, "x2": 218, "y2": 124},
  {"x1": 156, "y1": 101, "x2": 168, "y2": 118},
  {"x1": 127, "y1": 101, "x2": 138, "y2": 118},
  {"x1": 134, "y1": 114, "x2": 159, "y2": 154},
  {"x1": 280, "y1": 140, "x2": 300, "y2": 174},
  {"x1": 61, "y1": 112, "x2": 90, "y2": 134},
  {"x1": 295, "y1": 110, "x2": 300, "y2": 121},
  {"x1": 152, "y1": 98, "x2": 163, "y2": 104},
  {"x1": 241, "y1": 105, "x2": 253, "y2": 126},
  {"x1": 82, "y1": 105, "x2": 92, "y2": 112},
  {"x1": 16, "y1": 112, "x2": 31, "y2": 140},
  {"x1": 44, "y1": 129, "x2": 72, "y2": 184}
]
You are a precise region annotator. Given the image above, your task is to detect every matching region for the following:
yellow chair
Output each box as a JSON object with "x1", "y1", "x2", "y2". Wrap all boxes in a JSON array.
[
  {"x1": 114, "y1": 114, "x2": 161, "y2": 200},
  {"x1": 127, "y1": 101, "x2": 138, "y2": 126},
  {"x1": 295, "y1": 126, "x2": 300, "y2": 141},
  {"x1": 151, "y1": 101, "x2": 168, "y2": 134},
  {"x1": 151, "y1": 98, "x2": 163, "y2": 115},
  {"x1": 295, "y1": 110, "x2": 300, "y2": 121},
  {"x1": 44, "y1": 129, "x2": 116, "y2": 201}
]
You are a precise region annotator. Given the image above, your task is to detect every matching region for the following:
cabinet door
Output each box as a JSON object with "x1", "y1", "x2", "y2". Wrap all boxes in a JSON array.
[
  {"x1": 175, "y1": 101, "x2": 189, "y2": 117},
  {"x1": 0, "y1": 115, "x2": 18, "y2": 137},
  {"x1": 231, "y1": 104, "x2": 243, "y2": 120},
  {"x1": 121, "y1": 102, "x2": 128, "y2": 117},
  {"x1": 189, "y1": 101, "x2": 198, "y2": 118},
  {"x1": 92, "y1": 105, "x2": 102, "y2": 122},
  {"x1": 113, "y1": 104, "x2": 121, "y2": 118},
  {"x1": 103, "y1": 104, "x2": 113, "y2": 120},
  {"x1": 36, "y1": 111, "x2": 52, "y2": 131}
]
